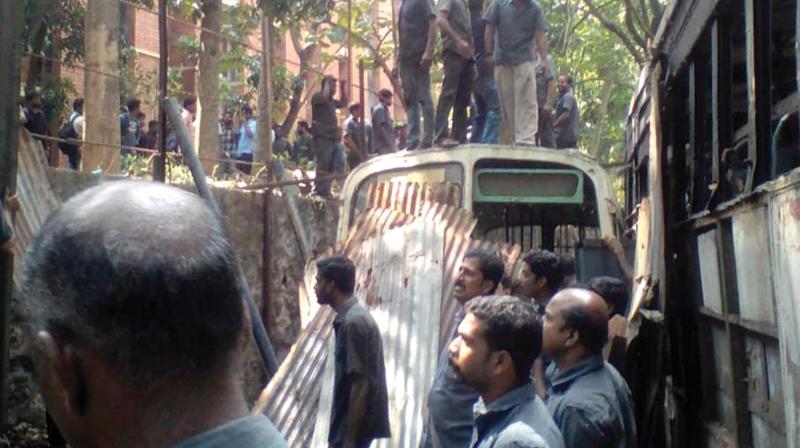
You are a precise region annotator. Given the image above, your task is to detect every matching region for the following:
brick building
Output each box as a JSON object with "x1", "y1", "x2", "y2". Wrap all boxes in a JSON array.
[{"x1": 48, "y1": 0, "x2": 404, "y2": 133}]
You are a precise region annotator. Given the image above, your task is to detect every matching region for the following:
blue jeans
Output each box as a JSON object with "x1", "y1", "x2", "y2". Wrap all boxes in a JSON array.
[
  {"x1": 478, "y1": 75, "x2": 500, "y2": 144},
  {"x1": 471, "y1": 90, "x2": 487, "y2": 143}
]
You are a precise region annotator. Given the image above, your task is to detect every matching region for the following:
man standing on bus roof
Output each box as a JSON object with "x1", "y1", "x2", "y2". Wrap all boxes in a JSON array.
[
  {"x1": 434, "y1": 0, "x2": 474, "y2": 146},
  {"x1": 542, "y1": 288, "x2": 637, "y2": 448},
  {"x1": 484, "y1": 0, "x2": 549, "y2": 146},
  {"x1": 398, "y1": 0, "x2": 437, "y2": 150},
  {"x1": 553, "y1": 74, "x2": 580, "y2": 149},
  {"x1": 311, "y1": 76, "x2": 348, "y2": 197}
]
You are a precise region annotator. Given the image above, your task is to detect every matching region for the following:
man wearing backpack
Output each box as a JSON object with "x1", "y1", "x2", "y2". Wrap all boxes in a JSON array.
[
  {"x1": 120, "y1": 98, "x2": 141, "y2": 157},
  {"x1": 58, "y1": 98, "x2": 84, "y2": 170}
]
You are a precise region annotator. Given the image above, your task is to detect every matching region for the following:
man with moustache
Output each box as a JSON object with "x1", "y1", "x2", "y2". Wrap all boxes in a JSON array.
[
  {"x1": 420, "y1": 249, "x2": 505, "y2": 448},
  {"x1": 449, "y1": 296, "x2": 564, "y2": 448},
  {"x1": 315, "y1": 255, "x2": 390, "y2": 448},
  {"x1": 542, "y1": 288, "x2": 637, "y2": 448}
]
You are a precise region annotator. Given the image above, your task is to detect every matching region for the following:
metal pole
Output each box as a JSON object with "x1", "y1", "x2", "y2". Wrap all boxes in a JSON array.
[
  {"x1": 347, "y1": 0, "x2": 353, "y2": 93},
  {"x1": 164, "y1": 97, "x2": 279, "y2": 377},
  {"x1": 359, "y1": 60, "x2": 366, "y2": 154},
  {"x1": 0, "y1": 0, "x2": 21, "y2": 429},
  {"x1": 155, "y1": 0, "x2": 168, "y2": 182},
  {"x1": 258, "y1": 15, "x2": 273, "y2": 178}
]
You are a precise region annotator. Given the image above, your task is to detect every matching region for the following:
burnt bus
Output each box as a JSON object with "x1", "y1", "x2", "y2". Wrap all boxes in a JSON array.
[{"x1": 625, "y1": 0, "x2": 800, "y2": 447}]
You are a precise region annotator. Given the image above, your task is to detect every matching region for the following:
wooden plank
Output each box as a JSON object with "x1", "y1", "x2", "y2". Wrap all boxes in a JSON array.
[
  {"x1": 647, "y1": 62, "x2": 668, "y2": 314},
  {"x1": 744, "y1": 0, "x2": 772, "y2": 190},
  {"x1": 712, "y1": 19, "x2": 732, "y2": 204},
  {"x1": 768, "y1": 187, "x2": 800, "y2": 448},
  {"x1": 717, "y1": 218, "x2": 754, "y2": 446},
  {"x1": 663, "y1": 0, "x2": 723, "y2": 78},
  {"x1": 688, "y1": 62, "x2": 700, "y2": 210}
]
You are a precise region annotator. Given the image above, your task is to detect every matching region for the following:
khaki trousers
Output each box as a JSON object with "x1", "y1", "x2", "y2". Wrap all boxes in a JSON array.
[{"x1": 495, "y1": 61, "x2": 539, "y2": 146}]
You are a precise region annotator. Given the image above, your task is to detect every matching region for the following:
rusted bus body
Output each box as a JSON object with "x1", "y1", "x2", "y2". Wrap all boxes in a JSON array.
[
  {"x1": 626, "y1": 0, "x2": 800, "y2": 447},
  {"x1": 338, "y1": 145, "x2": 621, "y2": 260}
]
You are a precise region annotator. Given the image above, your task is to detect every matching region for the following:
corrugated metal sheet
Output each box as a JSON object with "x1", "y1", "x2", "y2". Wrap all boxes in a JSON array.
[
  {"x1": 256, "y1": 184, "x2": 511, "y2": 447},
  {"x1": 254, "y1": 307, "x2": 334, "y2": 447},
  {"x1": 768, "y1": 187, "x2": 800, "y2": 448},
  {"x1": 311, "y1": 220, "x2": 445, "y2": 447},
  {"x1": 366, "y1": 181, "x2": 462, "y2": 215},
  {"x1": 11, "y1": 130, "x2": 61, "y2": 284}
]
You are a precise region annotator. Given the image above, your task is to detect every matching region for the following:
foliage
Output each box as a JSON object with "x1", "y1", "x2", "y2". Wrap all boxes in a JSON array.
[
  {"x1": 122, "y1": 153, "x2": 196, "y2": 185},
  {"x1": 541, "y1": 0, "x2": 665, "y2": 163},
  {"x1": 119, "y1": 36, "x2": 158, "y2": 110},
  {"x1": 22, "y1": 0, "x2": 86, "y2": 65},
  {"x1": 261, "y1": 0, "x2": 333, "y2": 28}
]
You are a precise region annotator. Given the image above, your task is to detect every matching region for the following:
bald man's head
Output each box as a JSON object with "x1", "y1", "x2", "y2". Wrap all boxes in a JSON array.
[
  {"x1": 542, "y1": 288, "x2": 609, "y2": 359},
  {"x1": 22, "y1": 181, "x2": 245, "y2": 391}
]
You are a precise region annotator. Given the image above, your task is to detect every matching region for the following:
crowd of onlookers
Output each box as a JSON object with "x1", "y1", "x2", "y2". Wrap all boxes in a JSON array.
[
  {"x1": 23, "y1": 0, "x2": 580, "y2": 193},
  {"x1": 17, "y1": 178, "x2": 636, "y2": 448}
]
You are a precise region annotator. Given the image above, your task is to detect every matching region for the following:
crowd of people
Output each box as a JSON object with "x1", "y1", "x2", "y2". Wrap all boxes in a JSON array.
[
  {"x1": 397, "y1": 0, "x2": 580, "y2": 148},
  {"x1": 21, "y1": 0, "x2": 578, "y2": 197},
  {"x1": 16, "y1": 177, "x2": 634, "y2": 448}
]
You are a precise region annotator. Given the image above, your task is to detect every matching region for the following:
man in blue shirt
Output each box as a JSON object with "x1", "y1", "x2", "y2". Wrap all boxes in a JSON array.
[
  {"x1": 421, "y1": 249, "x2": 505, "y2": 448},
  {"x1": 236, "y1": 105, "x2": 258, "y2": 174},
  {"x1": 484, "y1": 0, "x2": 548, "y2": 146},
  {"x1": 542, "y1": 288, "x2": 637, "y2": 448},
  {"x1": 449, "y1": 295, "x2": 564, "y2": 448},
  {"x1": 120, "y1": 98, "x2": 141, "y2": 156}
]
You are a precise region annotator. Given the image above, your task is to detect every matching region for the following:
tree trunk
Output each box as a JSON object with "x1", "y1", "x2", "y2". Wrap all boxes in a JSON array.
[
  {"x1": 279, "y1": 29, "x2": 314, "y2": 134},
  {"x1": 198, "y1": 0, "x2": 221, "y2": 174},
  {"x1": 590, "y1": 77, "x2": 615, "y2": 160},
  {"x1": 83, "y1": 0, "x2": 120, "y2": 173}
]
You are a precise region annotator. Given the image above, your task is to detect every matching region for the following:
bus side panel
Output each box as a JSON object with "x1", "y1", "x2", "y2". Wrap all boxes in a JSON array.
[{"x1": 769, "y1": 187, "x2": 800, "y2": 448}]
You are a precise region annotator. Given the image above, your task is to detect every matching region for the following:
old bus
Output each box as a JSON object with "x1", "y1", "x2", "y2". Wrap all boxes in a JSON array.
[
  {"x1": 625, "y1": 0, "x2": 800, "y2": 447},
  {"x1": 338, "y1": 144, "x2": 626, "y2": 281}
]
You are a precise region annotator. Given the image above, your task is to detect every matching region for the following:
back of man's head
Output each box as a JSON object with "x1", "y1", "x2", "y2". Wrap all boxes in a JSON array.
[
  {"x1": 523, "y1": 250, "x2": 563, "y2": 291},
  {"x1": 463, "y1": 248, "x2": 505, "y2": 293},
  {"x1": 22, "y1": 181, "x2": 245, "y2": 393},
  {"x1": 588, "y1": 276, "x2": 628, "y2": 317},
  {"x1": 468, "y1": 0, "x2": 484, "y2": 14},
  {"x1": 316, "y1": 254, "x2": 356, "y2": 295},
  {"x1": 466, "y1": 295, "x2": 541, "y2": 382},
  {"x1": 126, "y1": 98, "x2": 141, "y2": 113}
]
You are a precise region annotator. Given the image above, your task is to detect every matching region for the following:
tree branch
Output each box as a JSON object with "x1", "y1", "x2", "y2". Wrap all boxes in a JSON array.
[
  {"x1": 324, "y1": 18, "x2": 406, "y2": 107},
  {"x1": 623, "y1": 0, "x2": 652, "y2": 40},
  {"x1": 583, "y1": 0, "x2": 645, "y2": 65},
  {"x1": 622, "y1": 0, "x2": 648, "y2": 48},
  {"x1": 648, "y1": 0, "x2": 663, "y2": 32}
]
